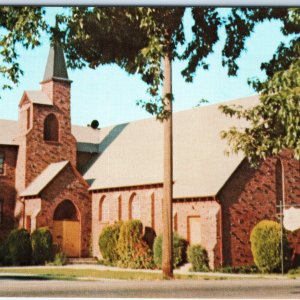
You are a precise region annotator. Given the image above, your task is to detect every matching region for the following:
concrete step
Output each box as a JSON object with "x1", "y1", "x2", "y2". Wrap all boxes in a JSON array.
[
  {"x1": 177, "y1": 262, "x2": 192, "y2": 272},
  {"x1": 67, "y1": 257, "x2": 98, "y2": 265}
]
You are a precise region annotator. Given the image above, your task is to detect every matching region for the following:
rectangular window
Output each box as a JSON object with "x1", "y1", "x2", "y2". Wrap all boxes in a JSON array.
[
  {"x1": 26, "y1": 216, "x2": 31, "y2": 232},
  {"x1": 27, "y1": 107, "x2": 31, "y2": 130},
  {"x1": 0, "y1": 152, "x2": 4, "y2": 175}
]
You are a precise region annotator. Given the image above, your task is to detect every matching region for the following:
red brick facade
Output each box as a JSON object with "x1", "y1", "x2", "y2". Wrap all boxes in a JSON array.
[
  {"x1": 16, "y1": 80, "x2": 76, "y2": 193},
  {"x1": 23, "y1": 164, "x2": 91, "y2": 257},
  {"x1": 218, "y1": 151, "x2": 300, "y2": 267},
  {"x1": 0, "y1": 145, "x2": 18, "y2": 239},
  {"x1": 11, "y1": 69, "x2": 90, "y2": 255},
  {"x1": 90, "y1": 151, "x2": 300, "y2": 268},
  {"x1": 0, "y1": 46, "x2": 299, "y2": 266}
]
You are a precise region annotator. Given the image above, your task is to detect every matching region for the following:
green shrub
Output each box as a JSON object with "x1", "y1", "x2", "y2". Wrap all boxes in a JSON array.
[
  {"x1": 250, "y1": 220, "x2": 291, "y2": 273},
  {"x1": 0, "y1": 239, "x2": 10, "y2": 266},
  {"x1": 31, "y1": 227, "x2": 54, "y2": 265},
  {"x1": 7, "y1": 229, "x2": 31, "y2": 266},
  {"x1": 153, "y1": 232, "x2": 187, "y2": 269},
  {"x1": 51, "y1": 252, "x2": 68, "y2": 266},
  {"x1": 216, "y1": 265, "x2": 258, "y2": 274},
  {"x1": 143, "y1": 226, "x2": 156, "y2": 250},
  {"x1": 117, "y1": 220, "x2": 154, "y2": 269},
  {"x1": 187, "y1": 244, "x2": 209, "y2": 272},
  {"x1": 288, "y1": 267, "x2": 300, "y2": 275},
  {"x1": 98, "y1": 222, "x2": 122, "y2": 265}
]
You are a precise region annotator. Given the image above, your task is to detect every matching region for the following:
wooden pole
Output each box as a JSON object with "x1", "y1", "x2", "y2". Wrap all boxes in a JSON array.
[
  {"x1": 162, "y1": 52, "x2": 173, "y2": 278},
  {"x1": 280, "y1": 200, "x2": 284, "y2": 275}
]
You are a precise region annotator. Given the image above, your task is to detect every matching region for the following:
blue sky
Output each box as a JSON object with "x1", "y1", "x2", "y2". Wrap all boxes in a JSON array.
[{"x1": 0, "y1": 8, "x2": 291, "y2": 128}]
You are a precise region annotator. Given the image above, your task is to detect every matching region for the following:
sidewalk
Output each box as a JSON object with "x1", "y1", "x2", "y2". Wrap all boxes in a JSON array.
[{"x1": 0, "y1": 263, "x2": 288, "y2": 280}]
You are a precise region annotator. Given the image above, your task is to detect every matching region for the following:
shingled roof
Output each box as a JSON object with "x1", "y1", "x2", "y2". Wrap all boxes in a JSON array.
[
  {"x1": 19, "y1": 90, "x2": 53, "y2": 107},
  {"x1": 0, "y1": 95, "x2": 259, "y2": 199},
  {"x1": 20, "y1": 161, "x2": 69, "y2": 197},
  {"x1": 83, "y1": 95, "x2": 259, "y2": 198},
  {"x1": 0, "y1": 119, "x2": 19, "y2": 145}
]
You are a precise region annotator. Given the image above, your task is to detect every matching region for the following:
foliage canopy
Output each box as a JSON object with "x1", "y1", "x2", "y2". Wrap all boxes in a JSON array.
[
  {"x1": 220, "y1": 8, "x2": 300, "y2": 165},
  {"x1": 0, "y1": 7, "x2": 47, "y2": 91}
]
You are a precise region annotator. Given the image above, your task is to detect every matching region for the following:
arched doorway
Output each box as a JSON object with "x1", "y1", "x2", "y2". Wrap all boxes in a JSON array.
[{"x1": 53, "y1": 200, "x2": 80, "y2": 257}]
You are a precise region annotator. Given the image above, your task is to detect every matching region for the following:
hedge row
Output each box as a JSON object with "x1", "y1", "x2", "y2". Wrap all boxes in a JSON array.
[
  {"x1": 153, "y1": 232, "x2": 187, "y2": 269},
  {"x1": 99, "y1": 220, "x2": 196, "y2": 269},
  {"x1": 0, "y1": 227, "x2": 54, "y2": 266},
  {"x1": 99, "y1": 220, "x2": 154, "y2": 269}
]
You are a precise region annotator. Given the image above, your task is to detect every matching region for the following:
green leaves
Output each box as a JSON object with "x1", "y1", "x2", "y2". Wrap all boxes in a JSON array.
[
  {"x1": 58, "y1": 8, "x2": 223, "y2": 119},
  {"x1": 220, "y1": 8, "x2": 300, "y2": 165},
  {"x1": 181, "y1": 7, "x2": 221, "y2": 82},
  {"x1": 220, "y1": 55, "x2": 300, "y2": 166},
  {"x1": 0, "y1": 7, "x2": 47, "y2": 92}
]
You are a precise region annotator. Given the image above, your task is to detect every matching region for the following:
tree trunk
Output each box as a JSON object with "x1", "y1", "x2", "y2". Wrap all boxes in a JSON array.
[{"x1": 162, "y1": 52, "x2": 173, "y2": 278}]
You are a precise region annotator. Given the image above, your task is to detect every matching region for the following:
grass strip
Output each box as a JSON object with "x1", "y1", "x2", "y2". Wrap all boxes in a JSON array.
[{"x1": 0, "y1": 268, "x2": 232, "y2": 281}]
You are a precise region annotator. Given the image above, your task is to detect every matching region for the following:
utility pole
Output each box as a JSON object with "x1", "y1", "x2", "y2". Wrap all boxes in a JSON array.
[{"x1": 279, "y1": 200, "x2": 284, "y2": 275}]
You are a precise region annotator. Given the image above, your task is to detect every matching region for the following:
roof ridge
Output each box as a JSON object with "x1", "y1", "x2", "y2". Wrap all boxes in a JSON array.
[{"x1": 72, "y1": 94, "x2": 259, "y2": 130}]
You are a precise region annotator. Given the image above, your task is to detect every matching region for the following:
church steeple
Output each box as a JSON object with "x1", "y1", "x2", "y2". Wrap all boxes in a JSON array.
[{"x1": 42, "y1": 43, "x2": 71, "y2": 83}]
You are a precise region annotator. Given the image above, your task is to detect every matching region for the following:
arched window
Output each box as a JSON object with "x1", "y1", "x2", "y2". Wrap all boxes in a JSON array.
[
  {"x1": 129, "y1": 193, "x2": 140, "y2": 220},
  {"x1": 26, "y1": 107, "x2": 31, "y2": 130},
  {"x1": 275, "y1": 159, "x2": 284, "y2": 213},
  {"x1": 118, "y1": 196, "x2": 122, "y2": 221},
  {"x1": 151, "y1": 193, "x2": 155, "y2": 229},
  {"x1": 173, "y1": 212, "x2": 178, "y2": 232},
  {"x1": 99, "y1": 196, "x2": 109, "y2": 222},
  {"x1": 54, "y1": 200, "x2": 78, "y2": 221},
  {"x1": 44, "y1": 113, "x2": 59, "y2": 142}
]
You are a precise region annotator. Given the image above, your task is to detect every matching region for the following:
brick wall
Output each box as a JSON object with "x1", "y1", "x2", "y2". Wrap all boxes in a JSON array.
[
  {"x1": 0, "y1": 145, "x2": 18, "y2": 240},
  {"x1": 218, "y1": 151, "x2": 300, "y2": 267},
  {"x1": 280, "y1": 151, "x2": 300, "y2": 257},
  {"x1": 76, "y1": 152, "x2": 98, "y2": 173},
  {"x1": 23, "y1": 164, "x2": 91, "y2": 257},
  {"x1": 16, "y1": 80, "x2": 77, "y2": 192},
  {"x1": 173, "y1": 200, "x2": 221, "y2": 269},
  {"x1": 91, "y1": 185, "x2": 163, "y2": 258},
  {"x1": 91, "y1": 186, "x2": 221, "y2": 268}
]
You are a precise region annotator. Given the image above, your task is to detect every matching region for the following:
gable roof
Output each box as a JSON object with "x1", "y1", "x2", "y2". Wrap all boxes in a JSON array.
[
  {"x1": 83, "y1": 95, "x2": 259, "y2": 198},
  {"x1": 0, "y1": 94, "x2": 259, "y2": 199},
  {"x1": 19, "y1": 90, "x2": 53, "y2": 107},
  {"x1": 20, "y1": 161, "x2": 69, "y2": 197}
]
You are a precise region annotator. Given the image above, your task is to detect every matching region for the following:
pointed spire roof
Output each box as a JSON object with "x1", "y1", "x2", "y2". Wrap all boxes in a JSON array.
[{"x1": 42, "y1": 43, "x2": 71, "y2": 83}]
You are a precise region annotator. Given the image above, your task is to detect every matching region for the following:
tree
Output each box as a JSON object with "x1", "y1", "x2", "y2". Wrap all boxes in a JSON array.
[
  {"x1": 56, "y1": 7, "x2": 299, "y2": 277},
  {"x1": 0, "y1": 7, "x2": 47, "y2": 92},
  {"x1": 219, "y1": 8, "x2": 300, "y2": 166},
  {"x1": 58, "y1": 7, "x2": 222, "y2": 278}
]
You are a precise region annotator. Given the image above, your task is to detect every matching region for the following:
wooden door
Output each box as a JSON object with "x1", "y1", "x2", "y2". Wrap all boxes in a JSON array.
[
  {"x1": 188, "y1": 216, "x2": 201, "y2": 245},
  {"x1": 53, "y1": 220, "x2": 80, "y2": 257},
  {"x1": 53, "y1": 221, "x2": 64, "y2": 250},
  {"x1": 63, "y1": 221, "x2": 80, "y2": 257}
]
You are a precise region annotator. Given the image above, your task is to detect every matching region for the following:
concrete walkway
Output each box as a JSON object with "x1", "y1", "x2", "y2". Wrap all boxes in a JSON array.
[{"x1": 0, "y1": 263, "x2": 289, "y2": 280}]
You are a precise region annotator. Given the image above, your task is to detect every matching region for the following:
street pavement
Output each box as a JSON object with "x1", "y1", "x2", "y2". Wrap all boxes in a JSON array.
[
  {"x1": 1, "y1": 277, "x2": 300, "y2": 298},
  {"x1": 0, "y1": 264, "x2": 299, "y2": 298}
]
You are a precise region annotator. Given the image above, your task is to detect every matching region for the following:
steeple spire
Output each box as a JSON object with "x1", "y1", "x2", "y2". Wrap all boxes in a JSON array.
[{"x1": 42, "y1": 43, "x2": 71, "y2": 83}]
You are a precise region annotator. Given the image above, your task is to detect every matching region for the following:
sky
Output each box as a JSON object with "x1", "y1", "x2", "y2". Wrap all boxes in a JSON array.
[{"x1": 0, "y1": 7, "x2": 292, "y2": 128}]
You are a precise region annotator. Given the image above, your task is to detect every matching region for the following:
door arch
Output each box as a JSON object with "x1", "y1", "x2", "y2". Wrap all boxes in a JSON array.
[{"x1": 53, "y1": 200, "x2": 80, "y2": 257}]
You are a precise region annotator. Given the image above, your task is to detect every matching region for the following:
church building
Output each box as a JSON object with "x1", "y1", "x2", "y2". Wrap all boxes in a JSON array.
[{"x1": 0, "y1": 44, "x2": 299, "y2": 269}]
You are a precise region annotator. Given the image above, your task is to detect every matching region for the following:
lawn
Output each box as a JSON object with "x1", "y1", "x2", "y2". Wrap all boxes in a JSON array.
[{"x1": 0, "y1": 267, "x2": 231, "y2": 281}]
